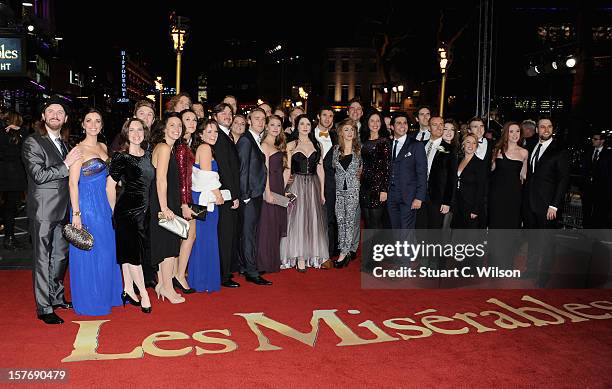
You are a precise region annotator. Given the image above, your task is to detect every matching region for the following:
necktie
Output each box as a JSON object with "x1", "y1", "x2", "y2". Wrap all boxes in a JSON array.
[
  {"x1": 419, "y1": 132, "x2": 424, "y2": 141},
  {"x1": 426, "y1": 141, "x2": 434, "y2": 159},
  {"x1": 531, "y1": 143, "x2": 542, "y2": 173},
  {"x1": 593, "y1": 149, "x2": 600, "y2": 163},
  {"x1": 229, "y1": 131, "x2": 235, "y2": 142},
  {"x1": 55, "y1": 138, "x2": 68, "y2": 158},
  {"x1": 392, "y1": 140, "x2": 399, "y2": 161}
]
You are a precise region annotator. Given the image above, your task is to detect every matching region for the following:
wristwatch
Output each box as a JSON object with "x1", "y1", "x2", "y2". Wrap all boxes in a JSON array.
[{"x1": 73, "y1": 211, "x2": 82, "y2": 216}]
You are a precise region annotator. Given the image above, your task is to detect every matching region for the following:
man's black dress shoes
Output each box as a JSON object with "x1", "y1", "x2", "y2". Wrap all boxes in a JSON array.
[
  {"x1": 222, "y1": 279, "x2": 241, "y2": 288},
  {"x1": 245, "y1": 275, "x2": 272, "y2": 285},
  {"x1": 145, "y1": 280, "x2": 158, "y2": 289},
  {"x1": 52, "y1": 301, "x2": 73, "y2": 310},
  {"x1": 38, "y1": 312, "x2": 64, "y2": 325}
]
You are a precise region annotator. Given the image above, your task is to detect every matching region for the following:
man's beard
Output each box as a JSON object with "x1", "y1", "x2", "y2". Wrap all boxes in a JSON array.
[
  {"x1": 45, "y1": 120, "x2": 63, "y2": 132},
  {"x1": 539, "y1": 133, "x2": 552, "y2": 141}
]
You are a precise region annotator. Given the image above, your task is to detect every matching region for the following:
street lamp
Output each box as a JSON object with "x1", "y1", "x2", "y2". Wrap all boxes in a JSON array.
[
  {"x1": 170, "y1": 13, "x2": 189, "y2": 94},
  {"x1": 438, "y1": 44, "x2": 451, "y2": 117},
  {"x1": 298, "y1": 87, "x2": 309, "y2": 113},
  {"x1": 154, "y1": 76, "x2": 164, "y2": 119}
]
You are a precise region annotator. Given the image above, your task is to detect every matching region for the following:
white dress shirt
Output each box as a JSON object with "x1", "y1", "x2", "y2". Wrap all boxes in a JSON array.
[
  {"x1": 475, "y1": 137, "x2": 488, "y2": 160},
  {"x1": 530, "y1": 137, "x2": 553, "y2": 171},
  {"x1": 593, "y1": 146, "x2": 603, "y2": 161},
  {"x1": 416, "y1": 129, "x2": 431, "y2": 142},
  {"x1": 392, "y1": 134, "x2": 407, "y2": 159},
  {"x1": 315, "y1": 126, "x2": 333, "y2": 158},
  {"x1": 219, "y1": 124, "x2": 231, "y2": 137},
  {"x1": 47, "y1": 131, "x2": 65, "y2": 156},
  {"x1": 249, "y1": 129, "x2": 264, "y2": 153},
  {"x1": 426, "y1": 137, "x2": 443, "y2": 177}
]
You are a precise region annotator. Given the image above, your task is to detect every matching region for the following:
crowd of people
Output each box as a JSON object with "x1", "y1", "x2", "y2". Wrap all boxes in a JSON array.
[{"x1": 1, "y1": 92, "x2": 611, "y2": 324}]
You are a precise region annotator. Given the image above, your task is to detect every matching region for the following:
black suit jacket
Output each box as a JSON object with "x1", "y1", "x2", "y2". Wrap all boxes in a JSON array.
[
  {"x1": 321, "y1": 130, "x2": 339, "y2": 198},
  {"x1": 236, "y1": 131, "x2": 267, "y2": 201},
  {"x1": 213, "y1": 128, "x2": 240, "y2": 201},
  {"x1": 524, "y1": 139, "x2": 570, "y2": 215},
  {"x1": 427, "y1": 140, "x2": 457, "y2": 206}
]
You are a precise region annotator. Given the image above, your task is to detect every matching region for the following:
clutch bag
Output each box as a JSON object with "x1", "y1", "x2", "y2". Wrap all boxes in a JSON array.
[
  {"x1": 158, "y1": 212, "x2": 190, "y2": 239},
  {"x1": 187, "y1": 203, "x2": 207, "y2": 221},
  {"x1": 62, "y1": 224, "x2": 94, "y2": 251}
]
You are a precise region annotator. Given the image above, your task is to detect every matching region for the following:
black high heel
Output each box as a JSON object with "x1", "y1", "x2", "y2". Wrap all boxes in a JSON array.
[
  {"x1": 121, "y1": 291, "x2": 141, "y2": 307},
  {"x1": 172, "y1": 277, "x2": 196, "y2": 294},
  {"x1": 141, "y1": 306, "x2": 152, "y2": 314}
]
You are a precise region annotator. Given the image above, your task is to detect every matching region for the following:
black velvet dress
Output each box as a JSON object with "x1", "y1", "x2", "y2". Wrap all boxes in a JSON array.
[{"x1": 109, "y1": 151, "x2": 155, "y2": 265}]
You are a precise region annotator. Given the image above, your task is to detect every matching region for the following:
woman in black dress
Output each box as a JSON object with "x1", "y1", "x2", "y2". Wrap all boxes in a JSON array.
[
  {"x1": 488, "y1": 122, "x2": 528, "y2": 269},
  {"x1": 360, "y1": 109, "x2": 391, "y2": 229},
  {"x1": 488, "y1": 121, "x2": 528, "y2": 228},
  {"x1": 150, "y1": 114, "x2": 185, "y2": 304},
  {"x1": 452, "y1": 134, "x2": 487, "y2": 229},
  {"x1": 107, "y1": 118, "x2": 154, "y2": 313}
]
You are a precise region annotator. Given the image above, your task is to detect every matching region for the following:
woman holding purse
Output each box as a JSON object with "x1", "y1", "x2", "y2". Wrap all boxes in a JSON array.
[
  {"x1": 256, "y1": 115, "x2": 288, "y2": 273},
  {"x1": 150, "y1": 113, "x2": 185, "y2": 304},
  {"x1": 188, "y1": 119, "x2": 224, "y2": 293},
  {"x1": 68, "y1": 109, "x2": 123, "y2": 315}
]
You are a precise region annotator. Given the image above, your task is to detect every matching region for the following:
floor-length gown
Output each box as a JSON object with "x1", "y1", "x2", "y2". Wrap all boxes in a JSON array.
[
  {"x1": 188, "y1": 161, "x2": 221, "y2": 292},
  {"x1": 69, "y1": 158, "x2": 123, "y2": 316},
  {"x1": 488, "y1": 152, "x2": 523, "y2": 269},
  {"x1": 488, "y1": 152, "x2": 523, "y2": 228},
  {"x1": 280, "y1": 151, "x2": 329, "y2": 268},
  {"x1": 256, "y1": 152, "x2": 287, "y2": 273}
]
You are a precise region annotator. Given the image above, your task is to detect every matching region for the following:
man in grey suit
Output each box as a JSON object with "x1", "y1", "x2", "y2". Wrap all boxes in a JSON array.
[{"x1": 22, "y1": 96, "x2": 82, "y2": 324}]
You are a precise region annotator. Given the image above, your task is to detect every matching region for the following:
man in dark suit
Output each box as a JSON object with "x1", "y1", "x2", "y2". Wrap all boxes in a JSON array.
[
  {"x1": 236, "y1": 108, "x2": 272, "y2": 285},
  {"x1": 524, "y1": 118, "x2": 570, "y2": 286},
  {"x1": 212, "y1": 103, "x2": 241, "y2": 288},
  {"x1": 416, "y1": 116, "x2": 457, "y2": 229},
  {"x1": 315, "y1": 106, "x2": 338, "y2": 263},
  {"x1": 581, "y1": 133, "x2": 612, "y2": 228},
  {"x1": 22, "y1": 96, "x2": 82, "y2": 324},
  {"x1": 468, "y1": 116, "x2": 492, "y2": 227},
  {"x1": 387, "y1": 112, "x2": 427, "y2": 229}
]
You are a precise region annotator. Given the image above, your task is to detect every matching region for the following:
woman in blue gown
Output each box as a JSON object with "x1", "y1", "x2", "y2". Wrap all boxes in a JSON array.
[
  {"x1": 188, "y1": 119, "x2": 223, "y2": 292},
  {"x1": 68, "y1": 109, "x2": 122, "y2": 316}
]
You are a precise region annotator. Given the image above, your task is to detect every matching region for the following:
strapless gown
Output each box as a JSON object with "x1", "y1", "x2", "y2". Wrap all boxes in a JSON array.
[{"x1": 69, "y1": 158, "x2": 123, "y2": 316}]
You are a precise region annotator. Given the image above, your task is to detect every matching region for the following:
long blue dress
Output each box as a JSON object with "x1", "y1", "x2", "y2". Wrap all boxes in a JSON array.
[
  {"x1": 188, "y1": 161, "x2": 221, "y2": 293},
  {"x1": 69, "y1": 158, "x2": 123, "y2": 316}
]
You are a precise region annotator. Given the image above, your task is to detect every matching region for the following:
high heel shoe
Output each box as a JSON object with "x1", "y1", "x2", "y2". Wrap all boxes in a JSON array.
[
  {"x1": 172, "y1": 277, "x2": 196, "y2": 294},
  {"x1": 121, "y1": 291, "x2": 141, "y2": 307},
  {"x1": 334, "y1": 254, "x2": 349, "y2": 269},
  {"x1": 141, "y1": 306, "x2": 152, "y2": 314},
  {"x1": 159, "y1": 288, "x2": 185, "y2": 304},
  {"x1": 296, "y1": 259, "x2": 307, "y2": 273}
]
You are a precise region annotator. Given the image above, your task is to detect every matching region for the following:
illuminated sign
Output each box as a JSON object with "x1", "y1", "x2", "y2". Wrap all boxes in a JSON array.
[
  {"x1": 118, "y1": 50, "x2": 128, "y2": 103},
  {"x1": 0, "y1": 37, "x2": 25, "y2": 75}
]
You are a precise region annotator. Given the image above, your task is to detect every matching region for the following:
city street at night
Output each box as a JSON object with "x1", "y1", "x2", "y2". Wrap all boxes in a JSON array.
[{"x1": 0, "y1": 1, "x2": 611, "y2": 388}]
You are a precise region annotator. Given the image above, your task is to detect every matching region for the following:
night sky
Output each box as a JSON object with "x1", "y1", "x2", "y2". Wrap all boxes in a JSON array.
[{"x1": 53, "y1": 0, "x2": 610, "y2": 119}]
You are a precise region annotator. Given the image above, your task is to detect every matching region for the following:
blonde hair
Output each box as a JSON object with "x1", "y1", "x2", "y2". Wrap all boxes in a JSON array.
[{"x1": 337, "y1": 118, "x2": 361, "y2": 155}]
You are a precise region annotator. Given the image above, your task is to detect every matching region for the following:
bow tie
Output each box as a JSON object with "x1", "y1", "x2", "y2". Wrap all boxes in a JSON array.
[{"x1": 319, "y1": 131, "x2": 329, "y2": 138}]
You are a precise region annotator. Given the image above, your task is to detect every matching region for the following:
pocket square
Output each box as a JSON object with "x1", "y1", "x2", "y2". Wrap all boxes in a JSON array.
[{"x1": 405, "y1": 152, "x2": 412, "y2": 157}]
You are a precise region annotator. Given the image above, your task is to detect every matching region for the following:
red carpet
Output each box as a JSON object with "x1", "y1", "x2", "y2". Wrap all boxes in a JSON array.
[{"x1": 1, "y1": 264, "x2": 611, "y2": 388}]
